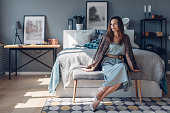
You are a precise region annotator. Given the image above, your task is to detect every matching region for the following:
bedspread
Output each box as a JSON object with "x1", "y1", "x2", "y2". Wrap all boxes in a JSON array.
[{"x1": 48, "y1": 48, "x2": 167, "y2": 94}]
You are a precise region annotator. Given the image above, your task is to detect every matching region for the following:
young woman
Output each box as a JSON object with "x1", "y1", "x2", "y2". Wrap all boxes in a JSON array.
[{"x1": 83, "y1": 16, "x2": 140, "y2": 111}]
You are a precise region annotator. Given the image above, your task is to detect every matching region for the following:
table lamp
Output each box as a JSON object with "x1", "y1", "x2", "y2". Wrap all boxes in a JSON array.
[
  {"x1": 12, "y1": 21, "x2": 22, "y2": 44},
  {"x1": 122, "y1": 18, "x2": 130, "y2": 30}
]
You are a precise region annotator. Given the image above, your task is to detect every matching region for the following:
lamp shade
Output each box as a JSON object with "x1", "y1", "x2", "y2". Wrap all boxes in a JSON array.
[
  {"x1": 122, "y1": 18, "x2": 130, "y2": 30},
  {"x1": 12, "y1": 21, "x2": 22, "y2": 29}
]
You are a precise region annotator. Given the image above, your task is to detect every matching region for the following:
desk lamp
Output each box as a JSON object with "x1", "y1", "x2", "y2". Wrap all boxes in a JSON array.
[
  {"x1": 122, "y1": 18, "x2": 130, "y2": 30},
  {"x1": 12, "y1": 21, "x2": 22, "y2": 44}
]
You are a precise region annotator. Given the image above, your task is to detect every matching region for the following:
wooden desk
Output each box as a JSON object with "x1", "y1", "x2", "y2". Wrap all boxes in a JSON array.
[{"x1": 4, "y1": 44, "x2": 60, "y2": 80}]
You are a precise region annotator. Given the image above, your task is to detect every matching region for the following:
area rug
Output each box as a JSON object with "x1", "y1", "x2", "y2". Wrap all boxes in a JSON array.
[{"x1": 42, "y1": 97, "x2": 170, "y2": 113}]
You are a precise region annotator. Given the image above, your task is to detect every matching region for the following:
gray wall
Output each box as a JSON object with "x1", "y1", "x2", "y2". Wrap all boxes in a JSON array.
[{"x1": 0, "y1": 0, "x2": 170, "y2": 72}]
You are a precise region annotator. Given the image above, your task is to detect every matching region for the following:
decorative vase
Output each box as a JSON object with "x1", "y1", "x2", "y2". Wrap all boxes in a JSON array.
[{"x1": 76, "y1": 24, "x2": 83, "y2": 30}]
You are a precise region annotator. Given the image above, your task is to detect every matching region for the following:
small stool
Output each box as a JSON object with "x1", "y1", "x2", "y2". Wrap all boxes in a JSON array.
[{"x1": 72, "y1": 69, "x2": 142, "y2": 103}]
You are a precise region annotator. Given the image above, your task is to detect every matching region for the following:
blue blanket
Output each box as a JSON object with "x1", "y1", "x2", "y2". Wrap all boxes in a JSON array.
[{"x1": 48, "y1": 60, "x2": 60, "y2": 94}]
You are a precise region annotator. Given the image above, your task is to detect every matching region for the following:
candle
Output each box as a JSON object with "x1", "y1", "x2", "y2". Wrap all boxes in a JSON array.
[
  {"x1": 69, "y1": 25, "x2": 72, "y2": 30},
  {"x1": 144, "y1": 5, "x2": 146, "y2": 12},
  {"x1": 148, "y1": 5, "x2": 151, "y2": 13}
]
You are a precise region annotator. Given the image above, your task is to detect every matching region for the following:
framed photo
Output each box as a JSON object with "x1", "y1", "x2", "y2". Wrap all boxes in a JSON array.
[
  {"x1": 86, "y1": 1, "x2": 108, "y2": 30},
  {"x1": 24, "y1": 15, "x2": 45, "y2": 44}
]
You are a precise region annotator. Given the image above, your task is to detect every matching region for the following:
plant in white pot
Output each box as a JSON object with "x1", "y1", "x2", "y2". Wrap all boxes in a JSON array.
[{"x1": 73, "y1": 15, "x2": 85, "y2": 30}]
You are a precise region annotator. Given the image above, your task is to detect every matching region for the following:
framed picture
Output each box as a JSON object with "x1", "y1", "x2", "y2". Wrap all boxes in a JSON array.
[
  {"x1": 24, "y1": 15, "x2": 45, "y2": 44},
  {"x1": 86, "y1": 1, "x2": 108, "y2": 30}
]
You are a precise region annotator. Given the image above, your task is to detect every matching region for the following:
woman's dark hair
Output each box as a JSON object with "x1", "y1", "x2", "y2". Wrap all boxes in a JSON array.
[{"x1": 106, "y1": 16, "x2": 124, "y2": 45}]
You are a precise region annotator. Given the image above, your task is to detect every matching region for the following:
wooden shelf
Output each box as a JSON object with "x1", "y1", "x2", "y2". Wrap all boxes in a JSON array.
[
  {"x1": 4, "y1": 44, "x2": 60, "y2": 48},
  {"x1": 141, "y1": 18, "x2": 167, "y2": 21}
]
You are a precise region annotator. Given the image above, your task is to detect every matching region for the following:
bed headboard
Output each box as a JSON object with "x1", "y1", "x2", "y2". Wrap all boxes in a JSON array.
[
  {"x1": 63, "y1": 30, "x2": 135, "y2": 49},
  {"x1": 63, "y1": 30, "x2": 95, "y2": 49}
]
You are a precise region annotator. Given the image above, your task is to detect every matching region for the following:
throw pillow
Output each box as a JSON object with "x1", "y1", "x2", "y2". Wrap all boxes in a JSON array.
[
  {"x1": 91, "y1": 29, "x2": 107, "y2": 41},
  {"x1": 131, "y1": 41, "x2": 140, "y2": 48},
  {"x1": 70, "y1": 30, "x2": 94, "y2": 48}
]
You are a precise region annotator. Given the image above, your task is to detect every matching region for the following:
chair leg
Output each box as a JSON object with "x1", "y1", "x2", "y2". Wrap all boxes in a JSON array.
[
  {"x1": 137, "y1": 80, "x2": 142, "y2": 103},
  {"x1": 73, "y1": 80, "x2": 77, "y2": 103},
  {"x1": 135, "y1": 80, "x2": 138, "y2": 98}
]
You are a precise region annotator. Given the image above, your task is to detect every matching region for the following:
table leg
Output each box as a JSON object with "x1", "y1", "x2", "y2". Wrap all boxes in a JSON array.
[
  {"x1": 53, "y1": 48, "x2": 55, "y2": 64},
  {"x1": 9, "y1": 49, "x2": 11, "y2": 80},
  {"x1": 15, "y1": 50, "x2": 17, "y2": 76},
  {"x1": 55, "y1": 48, "x2": 57, "y2": 61}
]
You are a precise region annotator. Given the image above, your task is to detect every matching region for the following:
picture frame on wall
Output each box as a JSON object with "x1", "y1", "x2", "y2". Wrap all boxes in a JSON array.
[
  {"x1": 86, "y1": 1, "x2": 108, "y2": 30},
  {"x1": 24, "y1": 15, "x2": 45, "y2": 44}
]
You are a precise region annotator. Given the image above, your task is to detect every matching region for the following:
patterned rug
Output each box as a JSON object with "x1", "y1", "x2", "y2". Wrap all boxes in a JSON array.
[{"x1": 42, "y1": 97, "x2": 170, "y2": 113}]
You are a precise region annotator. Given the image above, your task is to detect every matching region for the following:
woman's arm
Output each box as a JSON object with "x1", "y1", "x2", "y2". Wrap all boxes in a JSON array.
[
  {"x1": 125, "y1": 51, "x2": 140, "y2": 72},
  {"x1": 83, "y1": 56, "x2": 103, "y2": 72},
  {"x1": 124, "y1": 34, "x2": 140, "y2": 72},
  {"x1": 83, "y1": 35, "x2": 107, "y2": 72}
]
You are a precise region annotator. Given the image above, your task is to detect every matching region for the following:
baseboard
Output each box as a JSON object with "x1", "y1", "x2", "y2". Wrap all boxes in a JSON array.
[{"x1": 5, "y1": 72, "x2": 51, "y2": 75}]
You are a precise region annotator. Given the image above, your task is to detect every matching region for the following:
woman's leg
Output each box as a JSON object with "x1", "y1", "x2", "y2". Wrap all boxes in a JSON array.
[
  {"x1": 90, "y1": 83, "x2": 122, "y2": 111},
  {"x1": 90, "y1": 87, "x2": 108, "y2": 111},
  {"x1": 95, "y1": 87, "x2": 109, "y2": 100},
  {"x1": 99, "y1": 83, "x2": 122, "y2": 101}
]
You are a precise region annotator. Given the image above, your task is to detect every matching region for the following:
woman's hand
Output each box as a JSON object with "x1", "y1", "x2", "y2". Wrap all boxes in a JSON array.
[
  {"x1": 131, "y1": 69, "x2": 140, "y2": 72},
  {"x1": 82, "y1": 67, "x2": 95, "y2": 72}
]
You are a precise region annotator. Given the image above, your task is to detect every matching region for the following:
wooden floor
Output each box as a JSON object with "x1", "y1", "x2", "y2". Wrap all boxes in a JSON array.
[
  {"x1": 0, "y1": 74, "x2": 169, "y2": 113},
  {"x1": 0, "y1": 75, "x2": 54, "y2": 113}
]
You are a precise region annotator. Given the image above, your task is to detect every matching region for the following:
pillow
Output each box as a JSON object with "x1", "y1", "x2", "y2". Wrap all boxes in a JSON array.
[
  {"x1": 91, "y1": 29, "x2": 107, "y2": 41},
  {"x1": 69, "y1": 30, "x2": 94, "y2": 48},
  {"x1": 124, "y1": 30, "x2": 140, "y2": 49},
  {"x1": 84, "y1": 38, "x2": 101, "y2": 49},
  {"x1": 131, "y1": 41, "x2": 140, "y2": 49}
]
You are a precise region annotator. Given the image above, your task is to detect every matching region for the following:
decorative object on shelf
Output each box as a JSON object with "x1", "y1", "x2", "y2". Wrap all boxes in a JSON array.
[
  {"x1": 144, "y1": 32, "x2": 155, "y2": 37},
  {"x1": 68, "y1": 19, "x2": 73, "y2": 30},
  {"x1": 156, "y1": 32, "x2": 163, "y2": 37},
  {"x1": 86, "y1": 1, "x2": 108, "y2": 30},
  {"x1": 73, "y1": 15, "x2": 85, "y2": 30},
  {"x1": 122, "y1": 18, "x2": 130, "y2": 30},
  {"x1": 48, "y1": 39, "x2": 58, "y2": 45},
  {"x1": 152, "y1": 14, "x2": 163, "y2": 19},
  {"x1": 144, "y1": 5, "x2": 147, "y2": 18},
  {"x1": 24, "y1": 15, "x2": 45, "y2": 44},
  {"x1": 146, "y1": 44, "x2": 155, "y2": 52},
  {"x1": 148, "y1": 5, "x2": 151, "y2": 18},
  {"x1": 12, "y1": 21, "x2": 22, "y2": 44}
]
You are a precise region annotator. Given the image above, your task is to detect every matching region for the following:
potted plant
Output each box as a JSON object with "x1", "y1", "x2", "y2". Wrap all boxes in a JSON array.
[{"x1": 73, "y1": 15, "x2": 85, "y2": 30}]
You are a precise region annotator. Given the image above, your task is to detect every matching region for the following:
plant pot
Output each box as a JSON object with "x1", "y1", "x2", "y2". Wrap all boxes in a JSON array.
[{"x1": 76, "y1": 24, "x2": 83, "y2": 30}]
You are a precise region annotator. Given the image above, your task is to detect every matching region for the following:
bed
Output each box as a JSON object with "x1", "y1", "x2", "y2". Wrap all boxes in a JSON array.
[{"x1": 48, "y1": 30, "x2": 167, "y2": 97}]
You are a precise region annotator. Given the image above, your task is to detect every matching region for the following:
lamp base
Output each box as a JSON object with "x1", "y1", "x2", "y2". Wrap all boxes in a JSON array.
[{"x1": 13, "y1": 34, "x2": 22, "y2": 45}]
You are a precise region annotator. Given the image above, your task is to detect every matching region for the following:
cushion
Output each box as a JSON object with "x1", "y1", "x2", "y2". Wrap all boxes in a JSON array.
[
  {"x1": 73, "y1": 70, "x2": 104, "y2": 80},
  {"x1": 69, "y1": 30, "x2": 94, "y2": 48},
  {"x1": 84, "y1": 38, "x2": 100, "y2": 49},
  {"x1": 124, "y1": 30, "x2": 140, "y2": 49},
  {"x1": 73, "y1": 69, "x2": 141, "y2": 80},
  {"x1": 131, "y1": 41, "x2": 140, "y2": 49},
  {"x1": 91, "y1": 29, "x2": 107, "y2": 41}
]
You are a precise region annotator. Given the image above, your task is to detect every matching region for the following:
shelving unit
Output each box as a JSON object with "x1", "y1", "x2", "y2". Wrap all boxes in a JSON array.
[{"x1": 140, "y1": 18, "x2": 167, "y2": 71}]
